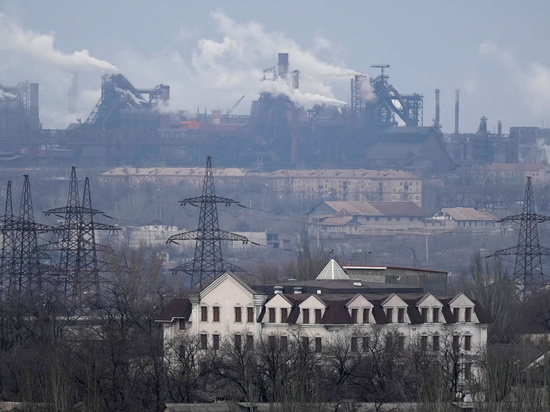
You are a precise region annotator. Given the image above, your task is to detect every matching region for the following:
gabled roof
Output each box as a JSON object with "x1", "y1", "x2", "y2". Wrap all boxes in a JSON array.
[
  {"x1": 156, "y1": 298, "x2": 192, "y2": 322},
  {"x1": 316, "y1": 259, "x2": 350, "y2": 280},
  {"x1": 314, "y1": 201, "x2": 428, "y2": 218},
  {"x1": 441, "y1": 207, "x2": 497, "y2": 221},
  {"x1": 200, "y1": 271, "x2": 257, "y2": 299}
]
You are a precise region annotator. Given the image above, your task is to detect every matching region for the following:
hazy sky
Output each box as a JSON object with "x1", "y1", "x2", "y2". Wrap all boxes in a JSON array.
[{"x1": 1, "y1": 0, "x2": 549, "y2": 133}]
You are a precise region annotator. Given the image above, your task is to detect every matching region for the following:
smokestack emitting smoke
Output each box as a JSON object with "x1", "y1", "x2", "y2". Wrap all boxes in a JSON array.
[
  {"x1": 435, "y1": 88, "x2": 440, "y2": 129},
  {"x1": 455, "y1": 89, "x2": 460, "y2": 134}
]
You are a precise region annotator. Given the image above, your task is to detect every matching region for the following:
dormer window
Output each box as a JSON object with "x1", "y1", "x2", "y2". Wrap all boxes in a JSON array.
[
  {"x1": 351, "y1": 308, "x2": 358, "y2": 323},
  {"x1": 398, "y1": 308, "x2": 405, "y2": 323},
  {"x1": 303, "y1": 309, "x2": 310, "y2": 324},
  {"x1": 465, "y1": 307, "x2": 472, "y2": 322},
  {"x1": 315, "y1": 309, "x2": 322, "y2": 324},
  {"x1": 433, "y1": 308, "x2": 440, "y2": 323},
  {"x1": 363, "y1": 308, "x2": 370, "y2": 323},
  {"x1": 453, "y1": 307, "x2": 459, "y2": 322},
  {"x1": 421, "y1": 307, "x2": 428, "y2": 322},
  {"x1": 179, "y1": 319, "x2": 186, "y2": 330},
  {"x1": 269, "y1": 308, "x2": 276, "y2": 323},
  {"x1": 386, "y1": 308, "x2": 393, "y2": 323},
  {"x1": 281, "y1": 308, "x2": 288, "y2": 323}
]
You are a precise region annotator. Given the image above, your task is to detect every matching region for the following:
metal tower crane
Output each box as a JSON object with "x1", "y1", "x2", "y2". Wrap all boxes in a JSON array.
[
  {"x1": 167, "y1": 156, "x2": 253, "y2": 289},
  {"x1": 489, "y1": 177, "x2": 550, "y2": 298}
]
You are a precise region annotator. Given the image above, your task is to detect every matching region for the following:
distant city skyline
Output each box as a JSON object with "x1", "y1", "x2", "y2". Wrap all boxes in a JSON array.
[{"x1": 0, "y1": 0, "x2": 548, "y2": 132}]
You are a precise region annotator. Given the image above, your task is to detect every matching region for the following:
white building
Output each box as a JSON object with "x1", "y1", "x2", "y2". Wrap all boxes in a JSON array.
[{"x1": 157, "y1": 260, "x2": 492, "y2": 384}]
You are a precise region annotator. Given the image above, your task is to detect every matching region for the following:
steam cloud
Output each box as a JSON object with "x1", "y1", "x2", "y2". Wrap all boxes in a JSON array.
[
  {"x1": 479, "y1": 41, "x2": 550, "y2": 118},
  {"x1": 0, "y1": 14, "x2": 118, "y2": 73},
  {"x1": 0, "y1": 9, "x2": 364, "y2": 128}
]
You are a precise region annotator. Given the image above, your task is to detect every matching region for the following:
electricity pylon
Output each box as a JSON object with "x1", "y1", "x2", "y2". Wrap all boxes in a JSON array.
[
  {"x1": 0, "y1": 176, "x2": 51, "y2": 298},
  {"x1": 167, "y1": 156, "x2": 252, "y2": 288},
  {"x1": 490, "y1": 177, "x2": 550, "y2": 298},
  {"x1": 41, "y1": 167, "x2": 119, "y2": 301}
]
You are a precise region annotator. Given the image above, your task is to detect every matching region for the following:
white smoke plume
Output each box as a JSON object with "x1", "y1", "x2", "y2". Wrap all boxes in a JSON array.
[
  {"x1": 0, "y1": 14, "x2": 118, "y2": 73},
  {"x1": 0, "y1": 9, "x2": 361, "y2": 128},
  {"x1": 479, "y1": 41, "x2": 550, "y2": 119}
]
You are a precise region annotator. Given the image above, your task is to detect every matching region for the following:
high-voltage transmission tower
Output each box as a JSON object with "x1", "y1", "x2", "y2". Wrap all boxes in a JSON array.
[
  {"x1": 0, "y1": 176, "x2": 51, "y2": 298},
  {"x1": 167, "y1": 156, "x2": 252, "y2": 288},
  {"x1": 41, "y1": 167, "x2": 119, "y2": 300},
  {"x1": 490, "y1": 177, "x2": 550, "y2": 298}
]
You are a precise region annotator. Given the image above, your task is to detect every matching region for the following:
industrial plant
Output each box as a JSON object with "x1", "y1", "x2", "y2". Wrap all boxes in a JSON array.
[{"x1": 0, "y1": 52, "x2": 521, "y2": 173}]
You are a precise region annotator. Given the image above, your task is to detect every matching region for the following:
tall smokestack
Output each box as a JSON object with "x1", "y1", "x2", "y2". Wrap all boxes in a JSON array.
[
  {"x1": 160, "y1": 85, "x2": 170, "y2": 129},
  {"x1": 292, "y1": 70, "x2": 300, "y2": 89},
  {"x1": 498, "y1": 120, "x2": 502, "y2": 138},
  {"x1": 29, "y1": 82, "x2": 39, "y2": 130},
  {"x1": 454, "y1": 89, "x2": 460, "y2": 134},
  {"x1": 434, "y1": 89, "x2": 440, "y2": 129},
  {"x1": 68, "y1": 72, "x2": 78, "y2": 114},
  {"x1": 278, "y1": 53, "x2": 289, "y2": 79}
]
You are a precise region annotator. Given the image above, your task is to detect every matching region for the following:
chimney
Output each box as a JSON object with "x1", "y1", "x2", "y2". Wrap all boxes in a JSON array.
[
  {"x1": 292, "y1": 70, "x2": 300, "y2": 89},
  {"x1": 278, "y1": 53, "x2": 289, "y2": 79},
  {"x1": 434, "y1": 89, "x2": 440, "y2": 129},
  {"x1": 160, "y1": 85, "x2": 170, "y2": 129},
  {"x1": 29, "y1": 83, "x2": 40, "y2": 130},
  {"x1": 454, "y1": 89, "x2": 460, "y2": 134}
]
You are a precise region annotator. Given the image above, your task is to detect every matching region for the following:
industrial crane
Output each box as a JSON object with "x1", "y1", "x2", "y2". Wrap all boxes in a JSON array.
[{"x1": 226, "y1": 95, "x2": 245, "y2": 115}]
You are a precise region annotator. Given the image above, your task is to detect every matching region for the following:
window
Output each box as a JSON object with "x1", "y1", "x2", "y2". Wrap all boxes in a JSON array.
[
  {"x1": 269, "y1": 308, "x2": 276, "y2": 323},
  {"x1": 302, "y1": 336, "x2": 310, "y2": 348},
  {"x1": 315, "y1": 337, "x2": 322, "y2": 353},
  {"x1": 201, "y1": 306, "x2": 208, "y2": 322},
  {"x1": 398, "y1": 335, "x2": 405, "y2": 350},
  {"x1": 464, "y1": 362, "x2": 472, "y2": 380},
  {"x1": 280, "y1": 336, "x2": 288, "y2": 351},
  {"x1": 246, "y1": 335, "x2": 254, "y2": 349},
  {"x1": 433, "y1": 335, "x2": 440, "y2": 351},
  {"x1": 315, "y1": 309, "x2": 322, "y2": 324},
  {"x1": 213, "y1": 334, "x2": 220, "y2": 350},
  {"x1": 351, "y1": 337, "x2": 358, "y2": 352},
  {"x1": 235, "y1": 307, "x2": 242, "y2": 323},
  {"x1": 421, "y1": 335, "x2": 428, "y2": 351},
  {"x1": 200, "y1": 334, "x2": 208, "y2": 350},
  {"x1": 281, "y1": 308, "x2": 288, "y2": 323},
  {"x1": 178, "y1": 319, "x2": 186, "y2": 330},
  {"x1": 268, "y1": 335, "x2": 276, "y2": 348},
  {"x1": 351, "y1": 308, "x2": 358, "y2": 323},
  {"x1": 465, "y1": 307, "x2": 472, "y2": 322},
  {"x1": 363, "y1": 308, "x2": 370, "y2": 323},
  {"x1": 302, "y1": 309, "x2": 310, "y2": 324},
  {"x1": 453, "y1": 307, "x2": 459, "y2": 322},
  {"x1": 234, "y1": 334, "x2": 242, "y2": 350},
  {"x1": 362, "y1": 337, "x2": 370, "y2": 352},
  {"x1": 386, "y1": 308, "x2": 393, "y2": 323},
  {"x1": 398, "y1": 308, "x2": 405, "y2": 323},
  {"x1": 465, "y1": 335, "x2": 472, "y2": 351},
  {"x1": 452, "y1": 335, "x2": 459, "y2": 352},
  {"x1": 178, "y1": 345, "x2": 186, "y2": 359},
  {"x1": 433, "y1": 308, "x2": 440, "y2": 323},
  {"x1": 213, "y1": 306, "x2": 220, "y2": 322},
  {"x1": 421, "y1": 307, "x2": 428, "y2": 322},
  {"x1": 247, "y1": 307, "x2": 254, "y2": 323}
]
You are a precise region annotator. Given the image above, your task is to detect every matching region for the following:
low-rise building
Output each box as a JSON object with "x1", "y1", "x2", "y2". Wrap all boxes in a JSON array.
[
  {"x1": 308, "y1": 200, "x2": 429, "y2": 235},
  {"x1": 426, "y1": 207, "x2": 499, "y2": 232},
  {"x1": 157, "y1": 260, "x2": 491, "y2": 385}
]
